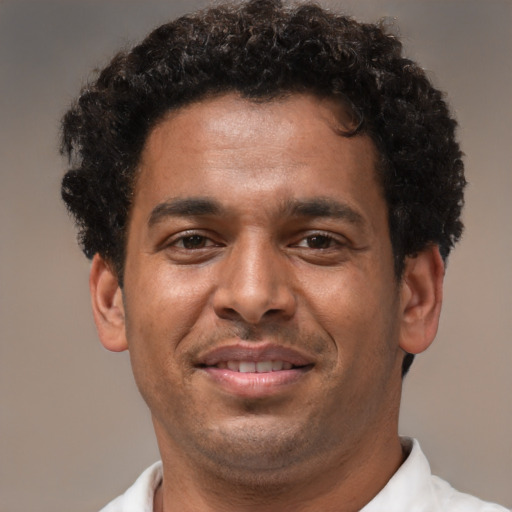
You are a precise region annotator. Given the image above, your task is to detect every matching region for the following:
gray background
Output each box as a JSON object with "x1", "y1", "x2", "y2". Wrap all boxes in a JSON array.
[{"x1": 1, "y1": 1, "x2": 511, "y2": 511}]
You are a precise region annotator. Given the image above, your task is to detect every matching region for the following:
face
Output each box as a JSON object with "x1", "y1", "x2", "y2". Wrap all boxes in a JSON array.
[{"x1": 120, "y1": 94, "x2": 406, "y2": 482}]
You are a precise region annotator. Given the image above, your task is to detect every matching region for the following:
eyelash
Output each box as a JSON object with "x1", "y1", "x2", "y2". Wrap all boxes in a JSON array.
[
  {"x1": 167, "y1": 231, "x2": 223, "y2": 250},
  {"x1": 292, "y1": 232, "x2": 346, "y2": 250},
  {"x1": 161, "y1": 229, "x2": 351, "y2": 267},
  {"x1": 165, "y1": 231, "x2": 346, "y2": 251}
]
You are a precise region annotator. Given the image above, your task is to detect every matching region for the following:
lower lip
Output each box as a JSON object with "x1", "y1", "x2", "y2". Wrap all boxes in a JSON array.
[{"x1": 201, "y1": 367, "x2": 311, "y2": 398}]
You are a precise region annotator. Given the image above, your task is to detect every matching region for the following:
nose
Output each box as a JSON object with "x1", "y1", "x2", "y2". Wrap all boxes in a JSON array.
[{"x1": 212, "y1": 237, "x2": 297, "y2": 325}]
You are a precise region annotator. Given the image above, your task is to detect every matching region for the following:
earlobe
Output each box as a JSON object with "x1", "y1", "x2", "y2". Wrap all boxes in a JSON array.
[
  {"x1": 89, "y1": 254, "x2": 128, "y2": 352},
  {"x1": 399, "y1": 245, "x2": 444, "y2": 355}
]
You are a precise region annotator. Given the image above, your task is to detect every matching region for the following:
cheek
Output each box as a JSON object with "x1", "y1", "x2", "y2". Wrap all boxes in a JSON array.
[
  {"x1": 297, "y1": 263, "x2": 400, "y2": 363},
  {"x1": 299, "y1": 264, "x2": 390, "y2": 322},
  {"x1": 123, "y1": 263, "x2": 214, "y2": 382},
  {"x1": 126, "y1": 259, "x2": 213, "y2": 331}
]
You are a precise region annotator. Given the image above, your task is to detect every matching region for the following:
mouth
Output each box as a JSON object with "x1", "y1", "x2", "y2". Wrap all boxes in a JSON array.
[
  {"x1": 195, "y1": 343, "x2": 314, "y2": 398},
  {"x1": 200, "y1": 360, "x2": 309, "y2": 372}
]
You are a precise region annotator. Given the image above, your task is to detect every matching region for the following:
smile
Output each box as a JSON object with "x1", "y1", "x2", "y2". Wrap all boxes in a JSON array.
[
  {"x1": 196, "y1": 343, "x2": 314, "y2": 398},
  {"x1": 215, "y1": 360, "x2": 294, "y2": 372}
]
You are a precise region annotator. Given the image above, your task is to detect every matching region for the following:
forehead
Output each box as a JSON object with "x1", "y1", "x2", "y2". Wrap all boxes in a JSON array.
[
  {"x1": 136, "y1": 93, "x2": 381, "y2": 204},
  {"x1": 153, "y1": 92, "x2": 360, "y2": 147}
]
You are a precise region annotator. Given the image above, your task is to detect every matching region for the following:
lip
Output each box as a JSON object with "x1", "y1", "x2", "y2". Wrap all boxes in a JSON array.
[
  {"x1": 198, "y1": 342, "x2": 313, "y2": 367},
  {"x1": 196, "y1": 342, "x2": 314, "y2": 399}
]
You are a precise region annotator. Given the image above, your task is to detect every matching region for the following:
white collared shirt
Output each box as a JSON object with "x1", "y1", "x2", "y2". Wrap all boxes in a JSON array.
[
  {"x1": 99, "y1": 439, "x2": 509, "y2": 512},
  {"x1": 360, "y1": 439, "x2": 508, "y2": 511}
]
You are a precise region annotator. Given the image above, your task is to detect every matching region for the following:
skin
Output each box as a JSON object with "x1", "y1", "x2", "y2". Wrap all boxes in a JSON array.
[{"x1": 90, "y1": 93, "x2": 444, "y2": 512}]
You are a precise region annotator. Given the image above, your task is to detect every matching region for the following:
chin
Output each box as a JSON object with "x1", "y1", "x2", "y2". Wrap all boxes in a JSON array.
[{"x1": 184, "y1": 415, "x2": 332, "y2": 484}]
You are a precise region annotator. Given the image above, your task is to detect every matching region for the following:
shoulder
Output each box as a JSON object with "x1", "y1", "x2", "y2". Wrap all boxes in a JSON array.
[
  {"x1": 362, "y1": 438, "x2": 510, "y2": 512},
  {"x1": 431, "y1": 474, "x2": 510, "y2": 512},
  {"x1": 98, "y1": 461, "x2": 163, "y2": 512}
]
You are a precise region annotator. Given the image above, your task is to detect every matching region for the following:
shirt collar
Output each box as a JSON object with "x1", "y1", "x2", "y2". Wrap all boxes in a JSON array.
[{"x1": 361, "y1": 437, "x2": 436, "y2": 512}]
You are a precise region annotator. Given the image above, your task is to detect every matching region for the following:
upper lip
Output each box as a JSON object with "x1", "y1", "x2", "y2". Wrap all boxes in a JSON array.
[{"x1": 196, "y1": 342, "x2": 314, "y2": 367}]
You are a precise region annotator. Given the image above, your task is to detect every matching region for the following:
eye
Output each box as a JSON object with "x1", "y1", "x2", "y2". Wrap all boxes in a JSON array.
[
  {"x1": 302, "y1": 234, "x2": 336, "y2": 249},
  {"x1": 171, "y1": 234, "x2": 219, "y2": 249},
  {"x1": 160, "y1": 231, "x2": 224, "y2": 264},
  {"x1": 288, "y1": 231, "x2": 352, "y2": 265},
  {"x1": 176, "y1": 235, "x2": 210, "y2": 249},
  {"x1": 295, "y1": 233, "x2": 341, "y2": 249}
]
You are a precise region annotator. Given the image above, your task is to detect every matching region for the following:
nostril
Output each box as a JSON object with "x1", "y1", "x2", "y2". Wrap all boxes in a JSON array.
[
  {"x1": 217, "y1": 307, "x2": 242, "y2": 321},
  {"x1": 264, "y1": 308, "x2": 286, "y2": 318}
]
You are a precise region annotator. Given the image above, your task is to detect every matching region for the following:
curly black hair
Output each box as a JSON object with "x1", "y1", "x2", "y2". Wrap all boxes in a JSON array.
[{"x1": 61, "y1": 0, "x2": 465, "y2": 374}]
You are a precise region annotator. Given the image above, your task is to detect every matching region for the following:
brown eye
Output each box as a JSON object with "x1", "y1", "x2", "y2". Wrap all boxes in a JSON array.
[
  {"x1": 305, "y1": 235, "x2": 334, "y2": 249},
  {"x1": 180, "y1": 235, "x2": 208, "y2": 249}
]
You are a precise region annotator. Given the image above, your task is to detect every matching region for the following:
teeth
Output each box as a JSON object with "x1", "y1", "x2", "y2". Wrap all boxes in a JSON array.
[
  {"x1": 239, "y1": 361, "x2": 256, "y2": 373},
  {"x1": 227, "y1": 361, "x2": 239, "y2": 372},
  {"x1": 272, "y1": 360, "x2": 283, "y2": 371},
  {"x1": 256, "y1": 361, "x2": 273, "y2": 373},
  {"x1": 222, "y1": 360, "x2": 294, "y2": 373}
]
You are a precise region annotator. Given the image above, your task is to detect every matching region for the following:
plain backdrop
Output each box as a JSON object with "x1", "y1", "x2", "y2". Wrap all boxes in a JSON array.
[{"x1": 1, "y1": 1, "x2": 511, "y2": 511}]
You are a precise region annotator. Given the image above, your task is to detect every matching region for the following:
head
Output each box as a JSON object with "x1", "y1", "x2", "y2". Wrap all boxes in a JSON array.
[
  {"x1": 61, "y1": 0, "x2": 465, "y2": 279},
  {"x1": 61, "y1": 0, "x2": 464, "y2": 488}
]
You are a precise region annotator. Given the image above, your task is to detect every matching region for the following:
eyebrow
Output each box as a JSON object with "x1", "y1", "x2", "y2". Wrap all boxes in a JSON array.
[
  {"x1": 147, "y1": 196, "x2": 365, "y2": 227},
  {"x1": 283, "y1": 197, "x2": 365, "y2": 226},
  {"x1": 148, "y1": 197, "x2": 224, "y2": 226}
]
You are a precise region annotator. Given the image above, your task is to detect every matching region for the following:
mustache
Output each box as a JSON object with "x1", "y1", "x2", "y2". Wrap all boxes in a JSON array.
[
  {"x1": 188, "y1": 320, "x2": 329, "y2": 357},
  {"x1": 234, "y1": 322, "x2": 289, "y2": 341}
]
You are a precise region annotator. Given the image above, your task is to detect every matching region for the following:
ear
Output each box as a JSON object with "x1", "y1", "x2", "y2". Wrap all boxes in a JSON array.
[
  {"x1": 89, "y1": 254, "x2": 128, "y2": 352},
  {"x1": 399, "y1": 245, "x2": 444, "y2": 355}
]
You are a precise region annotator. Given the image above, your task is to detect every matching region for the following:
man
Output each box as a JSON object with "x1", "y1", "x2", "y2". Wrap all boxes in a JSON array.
[{"x1": 60, "y1": 1, "x2": 508, "y2": 510}]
